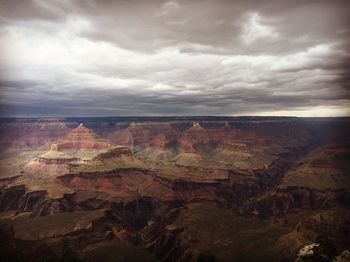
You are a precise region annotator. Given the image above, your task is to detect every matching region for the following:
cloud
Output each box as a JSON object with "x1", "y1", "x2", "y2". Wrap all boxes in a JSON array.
[
  {"x1": 239, "y1": 12, "x2": 279, "y2": 45},
  {"x1": 0, "y1": 0, "x2": 349, "y2": 117},
  {"x1": 158, "y1": 1, "x2": 179, "y2": 16}
]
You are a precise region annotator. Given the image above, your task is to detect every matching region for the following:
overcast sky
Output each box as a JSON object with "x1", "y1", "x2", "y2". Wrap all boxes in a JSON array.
[{"x1": 0, "y1": 0, "x2": 349, "y2": 117}]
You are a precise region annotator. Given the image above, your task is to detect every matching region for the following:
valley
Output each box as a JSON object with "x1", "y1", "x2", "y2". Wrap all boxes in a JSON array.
[{"x1": 0, "y1": 117, "x2": 349, "y2": 261}]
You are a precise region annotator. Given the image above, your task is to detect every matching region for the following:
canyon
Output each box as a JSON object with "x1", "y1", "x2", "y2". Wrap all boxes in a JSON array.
[{"x1": 0, "y1": 117, "x2": 349, "y2": 262}]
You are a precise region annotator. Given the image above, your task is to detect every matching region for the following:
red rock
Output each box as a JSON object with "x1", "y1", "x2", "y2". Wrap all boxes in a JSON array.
[
  {"x1": 108, "y1": 122, "x2": 177, "y2": 150},
  {"x1": 58, "y1": 123, "x2": 111, "y2": 150},
  {"x1": 0, "y1": 119, "x2": 71, "y2": 149}
]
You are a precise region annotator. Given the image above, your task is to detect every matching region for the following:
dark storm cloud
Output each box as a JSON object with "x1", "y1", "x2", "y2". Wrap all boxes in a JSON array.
[{"x1": 0, "y1": 0, "x2": 349, "y2": 117}]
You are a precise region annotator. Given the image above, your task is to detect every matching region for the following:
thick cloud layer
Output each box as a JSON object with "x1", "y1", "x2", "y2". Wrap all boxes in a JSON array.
[{"x1": 0, "y1": 0, "x2": 349, "y2": 117}]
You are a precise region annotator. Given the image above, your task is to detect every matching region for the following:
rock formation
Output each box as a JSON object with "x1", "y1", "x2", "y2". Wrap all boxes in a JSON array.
[
  {"x1": 58, "y1": 123, "x2": 111, "y2": 150},
  {"x1": 0, "y1": 117, "x2": 349, "y2": 262},
  {"x1": 37, "y1": 144, "x2": 78, "y2": 164}
]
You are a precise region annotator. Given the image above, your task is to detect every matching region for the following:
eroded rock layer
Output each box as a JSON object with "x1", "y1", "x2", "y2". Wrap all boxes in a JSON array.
[{"x1": 0, "y1": 117, "x2": 349, "y2": 262}]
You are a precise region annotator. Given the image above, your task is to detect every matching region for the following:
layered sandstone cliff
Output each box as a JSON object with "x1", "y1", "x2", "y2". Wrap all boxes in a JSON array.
[{"x1": 37, "y1": 144, "x2": 78, "y2": 165}]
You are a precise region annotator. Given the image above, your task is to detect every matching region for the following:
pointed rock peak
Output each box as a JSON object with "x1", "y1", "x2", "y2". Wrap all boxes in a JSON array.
[
  {"x1": 76, "y1": 123, "x2": 89, "y2": 130},
  {"x1": 40, "y1": 144, "x2": 73, "y2": 159},
  {"x1": 50, "y1": 143, "x2": 59, "y2": 151},
  {"x1": 192, "y1": 122, "x2": 203, "y2": 129},
  {"x1": 74, "y1": 123, "x2": 91, "y2": 132},
  {"x1": 186, "y1": 122, "x2": 206, "y2": 133},
  {"x1": 129, "y1": 122, "x2": 139, "y2": 127},
  {"x1": 66, "y1": 123, "x2": 99, "y2": 140}
]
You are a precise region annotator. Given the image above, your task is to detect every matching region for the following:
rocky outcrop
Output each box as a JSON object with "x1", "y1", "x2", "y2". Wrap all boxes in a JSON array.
[
  {"x1": 0, "y1": 186, "x2": 77, "y2": 216},
  {"x1": 141, "y1": 206, "x2": 193, "y2": 262},
  {"x1": 58, "y1": 123, "x2": 111, "y2": 150},
  {"x1": 77, "y1": 199, "x2": 186, "y2": 262},
  {"x1": 282, "y1": 210, "x2": 350, "y2": 262},
  {"x1": 17, "y1": 190, "x2": 48, "y2": 213},
  {"x1": 93, "y1": 146, "x2": 131, "y2": 160},
  {"x1": 37, "y1": 144, "x2": 78, "y2": 164},
  {"x1": 334, "y1": 250, "x2": 350, "y2": 262},
  {"x1": 0, "y1": 186, "x2": 115, "y2": 219},
  {"x1": 58, "y1": 168, "x2": 151, "y2": 188},
  {"x1": 108, "y1": 122, "x2": 177, "y2": 150},
  {"x1": 1, "y1": 117, "x2": 350, "y2": 262},
  {"x1": 178, "y1": 122, "x2": 209, "y2": 153},
  {"x1": 148, "y1": 226, "x2": 192, "y2": 262},
  {"x1": 0, "y1": 185, "x2": 26, "y2": 211},
  {"x1": 25, "y1": 125, "x2": 128, "y2": 179},
  {"x1": 65, "y1": 123, "x2": 99, "y2": 140},
  {"x1": 239, "y1": 187, "x2": 349, "y2": 218},
  {"x1": 0, "y1": 175, "x2": 21, "y2": 188},
  {"x1": 239, "y1": 140, "x2": 350, "y2": 218},
  {"x1": 296, "y1": 210, "x2": 350, "y2": 248},
  {"x1": 106, "y1": 197, "x2": 157, "y2": 231},
  {"x1": 0, "y1": 119, "x2": 72, "y2": 149}
]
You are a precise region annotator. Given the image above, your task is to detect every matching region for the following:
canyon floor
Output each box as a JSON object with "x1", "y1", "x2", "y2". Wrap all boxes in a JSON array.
[{"x1": 0, "y1": 117, "x2": 349, "y2": 262}]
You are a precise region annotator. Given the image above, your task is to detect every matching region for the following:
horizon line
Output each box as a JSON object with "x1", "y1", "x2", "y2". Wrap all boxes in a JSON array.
[{"x1": 1, "y1": 115, "x2": 350, "y2": 119}]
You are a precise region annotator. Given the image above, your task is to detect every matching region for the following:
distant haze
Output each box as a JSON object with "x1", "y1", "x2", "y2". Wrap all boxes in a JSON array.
[{"x1": 0, "y1": 0, "x2": 349, "y2": 117}]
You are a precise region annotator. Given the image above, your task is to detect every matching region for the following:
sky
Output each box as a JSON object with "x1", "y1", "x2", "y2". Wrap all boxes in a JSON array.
[{"x1": 0, "y1": 0, "x2": 349, "y2": 117}]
